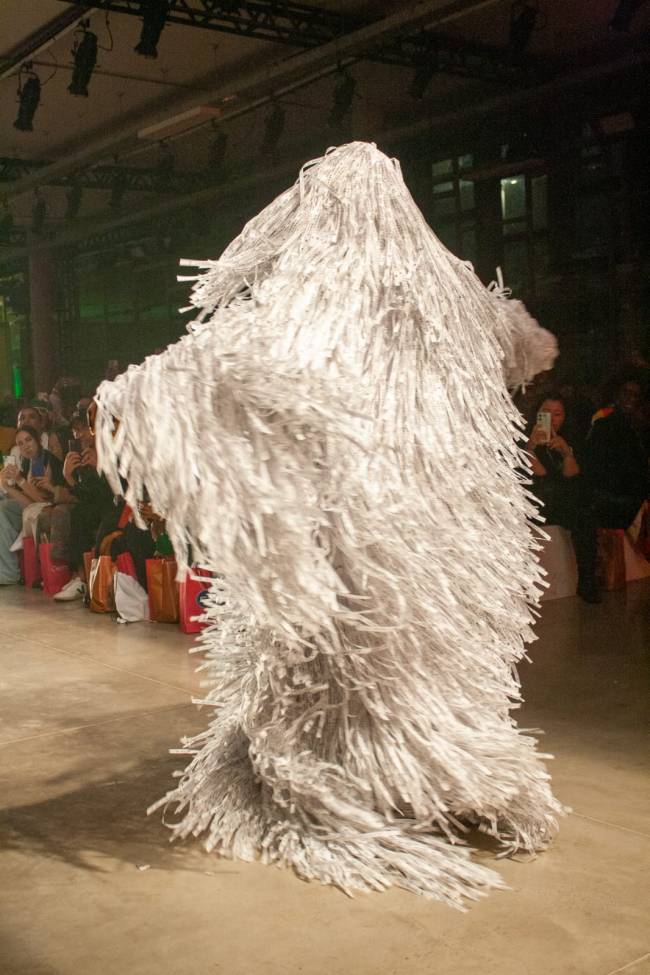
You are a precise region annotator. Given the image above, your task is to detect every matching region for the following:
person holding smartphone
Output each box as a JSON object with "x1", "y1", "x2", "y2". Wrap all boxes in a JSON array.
[
  {"x1": 526, "y1": 395, "x2": 600, "y2": 603},
  {"x1": 0, "y1": 426, "x2": 63, "y2": 585},
  {"x1": 35, "y1": 409, "x2": 116, "y2": 602}
]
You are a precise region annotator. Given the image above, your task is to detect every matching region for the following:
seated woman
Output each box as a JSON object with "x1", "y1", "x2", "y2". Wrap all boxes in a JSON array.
[
  {"x1": 527, "y1": 395, "x2": 600, "y2": 603},
  {"x1": 0, "y1": 426, "x2": 64, "y2": 585},
  {"x1": 35, "y1": 411, "x2": 117, "y2": 602},
  {"x1": 6, "y1": 403, "x2": 64, "y2": 463}
]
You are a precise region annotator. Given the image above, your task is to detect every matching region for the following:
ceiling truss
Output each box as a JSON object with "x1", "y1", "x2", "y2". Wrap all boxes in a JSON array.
[{"x1": 58, "y1": 0, "x2": 542, "y2": 85}]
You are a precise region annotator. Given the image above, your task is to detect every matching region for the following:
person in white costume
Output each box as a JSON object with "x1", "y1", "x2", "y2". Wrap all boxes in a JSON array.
[{"x1": 94, "y1": 142, "x2": 561, "y2": 907}]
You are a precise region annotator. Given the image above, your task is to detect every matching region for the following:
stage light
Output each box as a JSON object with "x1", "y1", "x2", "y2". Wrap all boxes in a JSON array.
[
  {"x1": 65, "y1": 182, "x2": 83, "y2": 220},
  {"x1": 14, "y1": 65, "x2": 41, "y2": 132},
  {"x1": 135, "y1": 0, "x2": 169, "y2": 59},
  {"x1": 328, "y1": 72, "x2": 356, "y2": 127},
  {"x1": 610, "y1": 0, "x2": 647, "y2": 31},
  {"x1": 260, "y1": 104, "x2": 285, "y2": 154},
  {"x1": 68, "y1": 23, "x2": 98, "y2": 97},
  {"x1": 31, "y1": 193, "x2": 47, "y2": 234},
  {"x1": 208, "y1": 129, "x2": 228, "y2": 170},
  {"x1": 509, "y1": 1, "x2": 539, "y2": 53}
]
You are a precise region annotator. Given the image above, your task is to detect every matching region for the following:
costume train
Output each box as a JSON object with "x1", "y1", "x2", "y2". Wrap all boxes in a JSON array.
[{"x1": 94, "y1": 142, "x2": 562, "y2": 907}]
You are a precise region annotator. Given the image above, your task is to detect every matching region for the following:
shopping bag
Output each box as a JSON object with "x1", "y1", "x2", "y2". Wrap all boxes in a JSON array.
[
  {"x1": 114, "y1": 571, "x2": 149, "y2": 623},
  {"x1": 179, "y1": 567, "x2": 213, "y2": 634},
  {"x1": 115, "y1": 551, "x2": 138, "y2": 579},
  {"x1": 23, "y1": 536, "x2": 42, "y2": 589},
  {"x1": 89, "y1": 555, "x2": 117, "y2": 613},
  {"x1": 146, "y1": 557, "x2": 179, "y2": 623},
  {"x1": 39, "y1": 542, "x2": 72, "y2": 596},
  {"x1": 596, "y1": 528, "x2": 626, "y2": 591}
]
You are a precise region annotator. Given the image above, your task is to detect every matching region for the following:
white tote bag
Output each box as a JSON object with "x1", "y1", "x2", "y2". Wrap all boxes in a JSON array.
[{"x1": 113, "y1": 571, "x2": 149, "y2": 623}]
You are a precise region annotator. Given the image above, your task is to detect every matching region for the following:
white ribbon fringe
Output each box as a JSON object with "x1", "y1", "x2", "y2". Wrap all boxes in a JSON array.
[{"x1": 95, "y1": 141, "x2": 562, "y2": 907}]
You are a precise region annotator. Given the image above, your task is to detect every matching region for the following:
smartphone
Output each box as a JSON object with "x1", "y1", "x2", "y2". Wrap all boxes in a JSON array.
[
  {"x1": 536, "y1": 410, "x2": 552, "y2": 442},
  {"x1": 68, "y1": 438, "x2": 82, "y2": 455},
  {"x1": 31, "y1": 455, "x2": 46, "y2": 478},
  {"x1": 2, "y1": 454, "x2": 17, "y2": 486}
]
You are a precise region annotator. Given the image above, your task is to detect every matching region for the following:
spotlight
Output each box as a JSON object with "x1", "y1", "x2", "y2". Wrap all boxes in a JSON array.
[
  {"x1": 31, "y1": 193, "x2": 47, "y2": 235},
  {"x1": 65, "y1": 182, "x2": 83, "y2": 220},
  {"x1": 135, "y1": 0, "x2": 169, "y2": 59},
  {"x1": 509, "y1": 1, "x2": 539, "y2": 53},
  {"x1": 14, "y1": 65, "x2": 41, "y2": 132},
  {"x1": 208, "y1": 129, "x2": 228, "y2": 170},
  {"x1": 328, "y1": 72, "x2": 356, "y2": 127},
  {"x1": 610, "y1": 0, "x2": 647, "y2": 31},
  {"x1": 260, "y1": 104, "x2": 285, "y2": 154},
  {"x1": 68, "y1": 23, "x2": 98, "y2": 97}
]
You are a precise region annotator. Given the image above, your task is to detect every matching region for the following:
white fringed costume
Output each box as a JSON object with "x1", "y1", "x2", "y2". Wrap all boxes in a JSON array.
[{"x1": 94, "y1": 142, "x2": 562, "y2": 907}]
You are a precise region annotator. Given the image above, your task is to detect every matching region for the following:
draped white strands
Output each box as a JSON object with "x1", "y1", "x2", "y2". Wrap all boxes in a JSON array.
[{"x1": 94, "y1": 142, "x2": 562, "y2": 908}]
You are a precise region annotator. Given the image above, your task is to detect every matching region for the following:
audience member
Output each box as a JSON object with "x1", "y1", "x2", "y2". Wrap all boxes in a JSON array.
[
  {"x1": 36, "y1": 411, "x2": 116, "y2": 601},
  {"x1": 8, "y1": 403, "x2": 64, "y2": 461},
  {"x1": 51, "y1": 376, "x2": 83, "y2": 424},
  {"x1": 0, "y1": 426, "x2": 64, "y2": 585},
  {"x1": 527, "y1": 394, "x2": 600, "y2": 603},
  {"x1": 583, "y1": 376, "x2": 649, "y2": 531}
]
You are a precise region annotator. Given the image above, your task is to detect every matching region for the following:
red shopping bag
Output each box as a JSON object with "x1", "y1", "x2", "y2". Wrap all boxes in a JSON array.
[
  {"x1": 39, "y1": 542, "x2": 72, "y2": 596},
  {"x1": 146, "y1": 558, "x2": 179, "y2": 623},
  {"x1": 116, "y1": 552, "x2": 138, "y2": 579},
  {"x1": 23, "y1": 536, "x2": 42, "y2": 589},
  {"x1": 179, "y1": 568, "x2": 213, "y2": 634}
]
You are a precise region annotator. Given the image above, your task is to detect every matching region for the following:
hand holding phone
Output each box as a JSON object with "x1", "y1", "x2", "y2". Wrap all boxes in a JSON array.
[
  {"x1": 31, "y1": 455, "x2": 46, "y2": 479},
  {"x1": 535, "y1": 410, "x2": 552, "y2": 443}
]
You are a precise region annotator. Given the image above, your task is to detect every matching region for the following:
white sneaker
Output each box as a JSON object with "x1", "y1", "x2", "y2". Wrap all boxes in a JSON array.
[{"x1": 54, "y1": 578, "x2": 86, "y2": 601}]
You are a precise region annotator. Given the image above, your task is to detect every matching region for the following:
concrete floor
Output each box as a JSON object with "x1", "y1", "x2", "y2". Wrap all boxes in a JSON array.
[{"x1": 1, "y1": 583, "x2": 649, "y2": 975}]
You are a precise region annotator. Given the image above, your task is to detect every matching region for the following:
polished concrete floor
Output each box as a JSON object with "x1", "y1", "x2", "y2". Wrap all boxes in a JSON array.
[{"x1": 1, "y1": 582, "x2": 649, "y2": 975}]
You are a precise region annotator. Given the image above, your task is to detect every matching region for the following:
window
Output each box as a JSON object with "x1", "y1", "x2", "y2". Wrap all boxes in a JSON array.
[
  {"x1": 501, "y1": 176, "x2": 526, "y2": 222},
  {"x1": 430, "y1": 155, "x2": 477, "y2": 261},
  {"x1": 500, "y1": 173, "x2": 549, "y2": 296}
]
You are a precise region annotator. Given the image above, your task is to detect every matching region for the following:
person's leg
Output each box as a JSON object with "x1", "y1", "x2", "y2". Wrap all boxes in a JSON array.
[
  {"x1": 48, "y1": 503, "x2": 74, "y2": 564},
  {"x1": 0, "y1": 499, "x2": 25, "y2": 584},
  {"x1": 543, "y1": 495, "x2": 600, "y2": 602},
  {"x1": 569, "y1": 508, "x2": 599, "y2": 602},
  {"x1": 22, "y1": 501, "x2": 50, "y2": 541},
  {"x1": 36, "y1": 504, "x2": 55, "y2": 545}
]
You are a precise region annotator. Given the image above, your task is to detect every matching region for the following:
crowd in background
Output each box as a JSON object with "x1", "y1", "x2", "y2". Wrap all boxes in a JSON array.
[
  {"x1": 0, "y1": 356, "x2": 649, "y2": 609},
  {"x1": 0, "y1": 362, "x2": 173, "y2": 604},
  {"x1": 516, "y1": 361, "x2": 650, "y2": 602}
]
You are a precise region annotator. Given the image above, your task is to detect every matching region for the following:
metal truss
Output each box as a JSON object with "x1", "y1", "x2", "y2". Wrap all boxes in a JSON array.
[
  {"x1": 58, "y1": 0, "x2": 541, "y2": 86},
  {"x1": 0, "y1": 157, "x2": 214, "y2": 195}
]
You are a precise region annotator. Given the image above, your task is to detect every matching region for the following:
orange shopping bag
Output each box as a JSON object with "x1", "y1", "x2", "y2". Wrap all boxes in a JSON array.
[
  {"x1": 596, "y1": 529, "x2": 626, "y2": 591},
  {"x1": 146, "y1": 557, "x2": 179, "y2": 623},
  {"x1": 89, "y1": 555, "x2": 117, "y2": 613}
]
